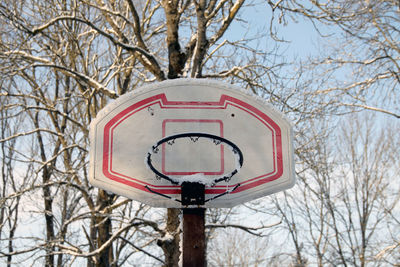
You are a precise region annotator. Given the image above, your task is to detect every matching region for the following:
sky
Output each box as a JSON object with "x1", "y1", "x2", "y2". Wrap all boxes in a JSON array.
[{"x1": 230, "y1": 2, "x2": 323, "y2": 60}]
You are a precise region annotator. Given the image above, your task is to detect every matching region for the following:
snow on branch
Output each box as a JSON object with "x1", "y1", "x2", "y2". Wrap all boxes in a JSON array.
[
  {"x1": 0, "y1": 128, "x2": 63, "y2": 143},
  {"x1": 30, "y1": 15, "x2": 165, "y2": 81}
]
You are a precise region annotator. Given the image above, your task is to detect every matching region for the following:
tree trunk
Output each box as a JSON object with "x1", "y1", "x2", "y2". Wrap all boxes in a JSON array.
[
  {"x1": 94, "y1": 189, "x2": 114, "y2": 267},
  {"x1": 158, "y1": 208, "x2": 181, "y2": 267}
]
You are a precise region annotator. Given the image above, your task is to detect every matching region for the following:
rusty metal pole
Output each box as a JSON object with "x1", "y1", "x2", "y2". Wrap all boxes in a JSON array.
[
  {"x1": 181, "y1": 182, "x2": 206, "y2": 267},
  {"x1": 182, "y1": 208, "x2": 205, "y2": 267}
]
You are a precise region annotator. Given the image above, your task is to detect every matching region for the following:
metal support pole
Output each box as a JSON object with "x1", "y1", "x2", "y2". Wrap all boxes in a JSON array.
[
  {"x1": 181, "y1": 182, "x2": 206, "y2": 267},
  {"x1": 182, "y1": 208, "x2": 205, "y2": 267}
]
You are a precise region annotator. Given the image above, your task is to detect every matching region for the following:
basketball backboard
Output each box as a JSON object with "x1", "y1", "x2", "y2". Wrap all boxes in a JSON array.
[{"x1": 89, "y1": 79, "x2": 295, "y2": 207}]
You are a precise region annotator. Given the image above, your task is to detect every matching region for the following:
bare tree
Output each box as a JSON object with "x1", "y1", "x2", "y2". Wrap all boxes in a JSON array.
[
  {"x1": 0, "y1": 85, "x2": 24, "y2": 267},
  {"x1": 270, "y1": 113, "x2": 400, "y2": 266},
  {"x1": 267, "y1": 0, "x2": 400, "y2": 119},
  {"x1": 207, "y1": 228, "x2": 271, "y2": 267},
  {"x1": 0, "y1": 0, "x2": 283, "y2": 266}
]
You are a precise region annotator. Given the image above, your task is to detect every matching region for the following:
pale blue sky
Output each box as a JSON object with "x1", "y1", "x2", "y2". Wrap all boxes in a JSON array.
[{"x1": 228, "y1": 2, "x2": 323, "y2": 59}]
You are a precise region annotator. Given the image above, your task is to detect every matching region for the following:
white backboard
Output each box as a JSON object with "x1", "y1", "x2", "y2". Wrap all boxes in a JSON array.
[{"x1": 89, "y1": 79, "x2": 295, "y2": 207}]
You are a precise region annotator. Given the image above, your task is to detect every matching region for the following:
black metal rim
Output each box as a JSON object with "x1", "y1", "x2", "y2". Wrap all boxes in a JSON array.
[{"x1": 146, "y1": 133, "x2": 244, "y2": 186}]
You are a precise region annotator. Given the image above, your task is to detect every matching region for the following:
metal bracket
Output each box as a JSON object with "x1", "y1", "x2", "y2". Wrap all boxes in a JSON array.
[{"x1": 181, "y1": 182, "x2": 205, "y2": 206}]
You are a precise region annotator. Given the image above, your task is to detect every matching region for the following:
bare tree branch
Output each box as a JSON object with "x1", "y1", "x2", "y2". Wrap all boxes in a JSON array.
[{"x1": 206, "y1": 220, "x2": 281, "y2": 237}]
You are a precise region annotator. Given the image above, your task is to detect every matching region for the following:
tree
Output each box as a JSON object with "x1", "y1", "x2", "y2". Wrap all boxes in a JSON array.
[
  {"x1": 263, "y1": 1, "x2": 400, "y2": 264},
  {"x1": 0, "y1": 0, "x2": 282, "y2": 266},
  {"x1": 0, "y1": 87, "x2": 25, "y2": 267},
  {"x1": 207, "y1": 228, "x2": 271, "y2": 267},
  {"x1": 268, "y1": 0, "x2": 400, "y2": 119},
  {"x1": 267, "y1": 113, "x2": 400, "y2": 266}
]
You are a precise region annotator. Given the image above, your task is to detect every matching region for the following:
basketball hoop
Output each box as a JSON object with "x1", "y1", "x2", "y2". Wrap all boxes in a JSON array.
[
  {"x1": 146, "y1": 132, "x2": 243, "y2": 186},
  {"x1": 145, "y1": 132, "x2": 244, "y2": 205},
  {"x1": 89, "y1": 79, "x2": 295, "y2": 208}
]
